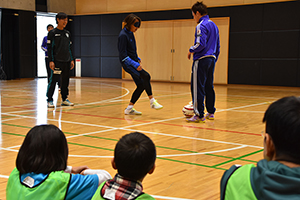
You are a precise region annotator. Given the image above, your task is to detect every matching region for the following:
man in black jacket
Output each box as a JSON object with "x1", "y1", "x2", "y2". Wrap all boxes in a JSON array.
[{"x1": 46, "y1": 12, "x2": 74, "y2": 108}]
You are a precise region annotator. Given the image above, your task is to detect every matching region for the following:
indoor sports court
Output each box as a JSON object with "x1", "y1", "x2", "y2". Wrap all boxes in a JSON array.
[{"x1": 1, "y1": 78, "x2": 300, "y2": 199}]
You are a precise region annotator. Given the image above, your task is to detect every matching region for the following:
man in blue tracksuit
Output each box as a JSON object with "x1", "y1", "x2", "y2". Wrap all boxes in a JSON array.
[{"x1": 187, "y1": 1, "x2": 220, "y2": 123}]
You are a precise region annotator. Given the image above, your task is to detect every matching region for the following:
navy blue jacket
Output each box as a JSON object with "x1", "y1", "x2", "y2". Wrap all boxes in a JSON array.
[{"x1": 118, "y1": 28, "x2": 140, "y2": 69}]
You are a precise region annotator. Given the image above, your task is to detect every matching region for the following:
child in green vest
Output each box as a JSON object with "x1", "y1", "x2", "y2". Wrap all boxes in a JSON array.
[
  {"x1": 91, "y1": 132, "x2": 156, "y2": 200},
  {"x1": 220, "y1": 96, "x2": 300, "y2": 199},
  {"x1": 6, "y1": 124, "x2": 111, "y2": 200}
]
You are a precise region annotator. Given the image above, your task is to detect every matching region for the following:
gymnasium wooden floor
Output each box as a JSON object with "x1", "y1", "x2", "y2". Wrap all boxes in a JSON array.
[{"x1": 1, "y1": 77, "x2": 300, "y2": 199}]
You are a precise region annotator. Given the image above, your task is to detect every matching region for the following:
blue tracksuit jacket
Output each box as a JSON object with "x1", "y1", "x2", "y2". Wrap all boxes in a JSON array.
[{"x1": 189, "y1": 15, "x2": 220, "y2": 61}]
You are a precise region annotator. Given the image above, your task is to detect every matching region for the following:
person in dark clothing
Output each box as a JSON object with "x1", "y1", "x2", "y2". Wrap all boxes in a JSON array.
[
  {"x1": 220, "y1": 96, "x2": 300, "y2": 200},
  {"x1": 46, "y1": 12, "x2": 74, "y2": 108},
  {"x1": 118, "y1": 14, "x2": 163, "y2": 115}
]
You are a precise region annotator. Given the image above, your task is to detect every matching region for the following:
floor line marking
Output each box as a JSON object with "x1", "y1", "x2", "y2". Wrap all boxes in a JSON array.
[
  {"x1": 1, "y1": 113, "x2": 263, "y2": 150},
  {"x1": 121, "y1": 128, "x2": 262, "y2": 149},
  {"x1": 150, "y1": 195, "x2": 193, "y2": 200}
]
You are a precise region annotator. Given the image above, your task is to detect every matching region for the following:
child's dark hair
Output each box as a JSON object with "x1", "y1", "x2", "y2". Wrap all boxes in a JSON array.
[
  {"x1": 123, "y1": 14, "x2": 141, "y2": 30},
  {"x1": 263, "y1": 96, "x2": 300, "y2": 164},
  {"x1": 191, "y1": 1, "x2": 208, "y2": 15},
  {"x1": 47, "y1": 24, "x2": 54, "y2": 30},
  {"x1": 16, "y1": 124, "x2": 68, "y2": 174},
  {"x1": 114, "y1": 132, "x2": 156, "y2": 181},
  {"x1": 56, "y1": 12, "x2": 68, "y2": 24}
]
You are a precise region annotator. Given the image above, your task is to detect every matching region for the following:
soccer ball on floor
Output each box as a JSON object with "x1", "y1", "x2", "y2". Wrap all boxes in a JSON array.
[{"x1": 182, "y1": 104, "x2": 194, "y2": 118}]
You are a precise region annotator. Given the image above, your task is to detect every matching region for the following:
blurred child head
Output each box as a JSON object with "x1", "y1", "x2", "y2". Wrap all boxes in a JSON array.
[
  {"x1": 113, "y1": 132, "x2": 156, "y2": 181},
  {"x1": 47, "y1": 24, "x2": 54, "y2": 32},
  {"x1": 16, "y1": 124, "x2": 68, "y2": 174},
  {"x1": 263, "y1": 96, "x2": 300, "y2": 164}
]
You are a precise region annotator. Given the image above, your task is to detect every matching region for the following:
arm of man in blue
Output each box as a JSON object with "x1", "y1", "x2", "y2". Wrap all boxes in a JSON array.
[
  {"x1": 215, "y1": 35, "x2": 220, "y2": 62},
  {"x1": 41, "y1": 36, "x2": 47, "y2": 52},
  {"x1": 118, "y1": 34, "x2": 140, "y2": 69},
  {"x1": 189, "y1": 23, "x2": 207, "y2": 53}
]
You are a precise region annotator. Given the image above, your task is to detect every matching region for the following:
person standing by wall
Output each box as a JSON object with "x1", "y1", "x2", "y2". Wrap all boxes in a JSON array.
[
  {"x1": 41, "y1": 24, "x2": 61, "y2": 90},
  {"x1": 46, "y1": 12, "x2": 74, "y2": 108},
  {"x1": 187, "y1": 1, "x2": 220, "y2": 123}
]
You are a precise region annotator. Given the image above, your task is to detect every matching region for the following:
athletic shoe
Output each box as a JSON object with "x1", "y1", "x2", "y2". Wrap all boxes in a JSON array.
[
  {"x1": 61, "y1": 99, "x2": 74, "y2": 106},
  {"x1": 48, "y1": 101, "x2": 54, "y2": 108},
  {"x1": 124, "y1": 108, "x2": 142, "y2": 115},
  {"x1": 205, "y1": 113, "x2": 215, "y2": 120},
  {"x1": 150, "y1": 100, "x2": 163, "y2": 110},
  {"x1": 186, "y1": 115, "x2": 205, "y2": 123}
]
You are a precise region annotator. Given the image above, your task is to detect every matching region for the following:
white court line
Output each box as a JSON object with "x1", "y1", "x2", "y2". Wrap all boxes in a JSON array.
[
  {"x1": 217, "y1": 93, "x2": 278, "y2": 100},
  {"x1": 54, "y1": 145, "x2": 248, "y2": 159},
  {"x1": 65, "y1": 128, "x2": 117, "y2": 139},
  {"x1": 151, "y1": 195, "x2": 193, "y2": 200},
  {"x1": 217, "y1": 101, "x2": 269, "y2": 112},
  {"x1": 1, "y1": 100, "x2": 267, "y2": 150},
  {"x1": 122, "y1": 128, "x2": 262, "y2": 149},
  {"x1": 228, "y1": 110, "x2": 265, "y2": 113},
  {"x1": 1, "y1": 112, "x2": 263, "y2": 149},
  {"x1": 1, "y1": 117, "x2": 25, "y2": 122},
  {"x1": 0, "y1": 174, "x2": 9, "y2": 178},
  {"x1": 158, "y1": 145, "x2": 248, "y2": 157},
  {"x1": 0, "y1": 147, "x2": 18, "y2": 152}
]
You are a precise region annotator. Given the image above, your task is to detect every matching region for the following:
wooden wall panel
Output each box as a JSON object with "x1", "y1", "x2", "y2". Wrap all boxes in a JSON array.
[
  {"x1": 76, "y1": 0, "x2": 107, "y2": 14},
  {"x1": 48, "y1": 0, "x2": 76, "y2": 14},
  {"x1": 75, "y1": 0, "x2": 294, "y2": 15},
  {"x1": 107, "y1": 0, "x2": 147, "y2": 13},
  {"x1": 205, "y1": 0, "x2": 244, "y2": 7},
  {"x1": 244, "y1": 0, "x2": 292, "y2": 4},
  {"x1": 146, "y1": 0, "x2": 192, "y2": 11},
  {"x1": 0, "y1": 0, "x2": 34, "y2": 11},
  {"x1": 172, "y1": 20, "x2": 195, "y2": 82}
]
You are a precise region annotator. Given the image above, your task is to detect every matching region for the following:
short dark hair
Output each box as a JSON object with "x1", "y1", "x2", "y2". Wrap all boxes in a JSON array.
[
  {"x1": 47, "y1": 24, "x2": 54, "y2": 30},
  {"x1": 114, "y1": 132, "x2": 156, "y2": 181},
  {"x1": 123, "y1": 14, "x2": 141, "y2": 30},
  {"x1": 56, "y1": 12, "x2": 68, "y2": 24},
  {"x1": 16, "y1": 124, "x2": 68, "y2": 174},
  {"x1": 263, "y1": 96, "x2": 300, "y2": 164},
  {"x1": 191, "y1": 1, "x2": 208, "y2": 15}
]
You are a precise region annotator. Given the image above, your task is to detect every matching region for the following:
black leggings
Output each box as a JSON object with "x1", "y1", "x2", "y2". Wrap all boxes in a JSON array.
[{"x1": 123, "y1": 65, "x2": 153, "y2": 104}]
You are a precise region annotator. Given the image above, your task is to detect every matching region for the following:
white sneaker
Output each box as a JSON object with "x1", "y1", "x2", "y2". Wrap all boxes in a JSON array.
[
  {"x1": 61, "y1": 99, "x2": 74, "y2": 106},
  {"x1": 124, "y1": 108, "x2": 142, "y2": 115},
  {"x1": 150, "y1": 100, "x2": 163, "y2": 110},
  {"x1": 48, "y1": 101, "x2": 54, "y2": 108}
]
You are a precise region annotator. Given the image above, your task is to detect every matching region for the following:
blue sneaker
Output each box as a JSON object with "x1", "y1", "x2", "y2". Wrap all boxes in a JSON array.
[
  {"x1": 61, "y1": 99, "x2": 74, "y2": 106},
  {"x1": 47, "y1": 101, "x2": 54, "y2": 108},
  {"x1": 205, "y1": 113, "x2": 214, "y2": 120},
  {"x1": 186, "y1": 115, "x2": 205, "y2": 123}
]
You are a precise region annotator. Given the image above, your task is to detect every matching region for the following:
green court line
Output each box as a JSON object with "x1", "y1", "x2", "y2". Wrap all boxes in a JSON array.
[
  {"x1": 67, "y1": 142, "x2": 114, "y2": 152},
  {"x1": 206, "y1": 153, "x2": 257, "y2": 163},
  {"x1": 212, "y1": 149, "x2": 263, "y2": 167},
  {"x1": 2, "y1": 126, "x2": 261, "y2": 170},
  {"x1": 2, "y1": 123, "x2": 199, "y2": 154},
  {"x1": 2, "y1": 132, "x2": 26, "y2": 137},
  {"x1": 157, "y1": 157, "x2": 227, "y2": 171}
]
